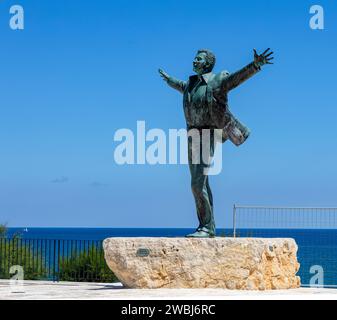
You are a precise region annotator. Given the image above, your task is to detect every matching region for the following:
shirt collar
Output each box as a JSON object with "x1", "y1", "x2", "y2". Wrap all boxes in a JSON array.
[
  {"x1": 201, "y1": 72, "x2": 213, "y2": 83},
  {"x1": 189, "y1": 72, "x2": 213, "y2": 84}
]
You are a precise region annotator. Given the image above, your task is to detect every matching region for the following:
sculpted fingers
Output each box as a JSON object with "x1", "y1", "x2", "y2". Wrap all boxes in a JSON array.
[
  {"x1": 159, "y1": 68, "x2": 169, "y2": 80},
  {"x1": 262, "y1": 48, "x2": 271, "y2": 55}
]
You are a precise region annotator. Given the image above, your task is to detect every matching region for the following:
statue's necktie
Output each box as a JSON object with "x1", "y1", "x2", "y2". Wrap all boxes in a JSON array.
[{"x1": 191, "y1": 77, "x2": 202, "y2": 95}]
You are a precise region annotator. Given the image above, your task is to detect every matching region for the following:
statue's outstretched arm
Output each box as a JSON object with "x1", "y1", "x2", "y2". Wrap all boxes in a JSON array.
[
  {"x1": 159, "y1": 68, "x2": 186, "y2": 94},
  {"x1": 222, "y1": 48, "x2": 274, "y2": 92}
]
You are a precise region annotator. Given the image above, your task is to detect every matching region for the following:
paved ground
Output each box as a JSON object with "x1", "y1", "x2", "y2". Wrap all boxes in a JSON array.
[{"x1": 1, "y1": 280, "x2": 337, "y2": 300}]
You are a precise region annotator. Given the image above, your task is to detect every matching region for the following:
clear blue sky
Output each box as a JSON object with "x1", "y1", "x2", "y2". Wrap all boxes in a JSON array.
[{"x1": 0, "y1": 0, "x2": 337, "y2": 228}]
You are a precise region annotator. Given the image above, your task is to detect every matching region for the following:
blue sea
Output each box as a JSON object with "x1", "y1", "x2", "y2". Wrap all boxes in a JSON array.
[
  {"x1": 6, "y1": 227, "x2": 201, "y2": 240},
  {"x1": 5, "y1": 227, "x2": 337, "y2": 287}
]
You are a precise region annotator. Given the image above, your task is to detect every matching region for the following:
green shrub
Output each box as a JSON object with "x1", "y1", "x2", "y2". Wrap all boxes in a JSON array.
[
  {"x1": 0, "y1": 224, "x2": 6, "y2": 238},
  {"x1": 0, "y1": 237, "x2": 47, "y2": 280},
  {"x1": 58, "y1": 244, "x2": 118, "y2": 283}
]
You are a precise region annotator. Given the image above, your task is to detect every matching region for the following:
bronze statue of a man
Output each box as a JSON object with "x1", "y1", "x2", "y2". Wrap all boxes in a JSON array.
[{"x1": 159, "y1": 48, "x2": 274, "y2": 238}]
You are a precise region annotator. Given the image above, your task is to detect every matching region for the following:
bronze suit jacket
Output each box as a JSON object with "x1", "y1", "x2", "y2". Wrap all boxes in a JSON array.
[{"x1": 167, "y1": 62, "x2": 260, "y2": 145}]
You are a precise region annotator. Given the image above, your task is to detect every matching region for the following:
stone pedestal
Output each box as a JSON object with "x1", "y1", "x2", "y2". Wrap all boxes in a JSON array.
[{"x1": 103, "y1": 237, "x2": 300, "y2": 290}]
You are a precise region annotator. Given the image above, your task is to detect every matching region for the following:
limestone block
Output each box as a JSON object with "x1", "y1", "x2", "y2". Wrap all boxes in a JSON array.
[{"x1": 103, "y1": 237, "x2": 300, "y2": 290}]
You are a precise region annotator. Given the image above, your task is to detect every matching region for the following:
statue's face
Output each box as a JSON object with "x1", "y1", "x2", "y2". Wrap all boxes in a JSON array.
[{"x1": 193, "y1": 52, "x2": 209, "y2": 75}]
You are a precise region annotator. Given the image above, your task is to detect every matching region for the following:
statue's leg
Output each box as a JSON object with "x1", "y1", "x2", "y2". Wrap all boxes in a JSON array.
[
  {"x1": 206, "y1": 177, "x2": 213, "y2": 211},
  {"x1": 205, "y1": 177, "x2": 215, "y2": 232},
  {"x1": 188, "y1": 130, "x2": 216, "y2": 236}
]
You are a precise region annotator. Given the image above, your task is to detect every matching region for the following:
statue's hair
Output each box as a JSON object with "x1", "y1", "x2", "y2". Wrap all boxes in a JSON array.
[{"x1": 197, "y1": 49, "x2": 216, "y2": 72}]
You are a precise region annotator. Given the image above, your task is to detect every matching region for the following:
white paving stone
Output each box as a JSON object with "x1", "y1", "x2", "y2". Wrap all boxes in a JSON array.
[{"x1": 0, "y1": 280, "x2": 337, "y2": 300}]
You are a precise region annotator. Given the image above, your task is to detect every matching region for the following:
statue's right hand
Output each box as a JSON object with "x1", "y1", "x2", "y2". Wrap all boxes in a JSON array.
[{"x1": 158, "y1": 68, "x2": 170, "y2": 81}]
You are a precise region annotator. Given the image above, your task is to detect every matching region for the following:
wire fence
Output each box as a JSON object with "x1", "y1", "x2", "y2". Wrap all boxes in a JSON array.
[
  {"x1": 0, "y1": 238, "x2": 117, "y2": 283},
  {"x1": 233, "y1": 205, "x2": 337, "y2": 287}
]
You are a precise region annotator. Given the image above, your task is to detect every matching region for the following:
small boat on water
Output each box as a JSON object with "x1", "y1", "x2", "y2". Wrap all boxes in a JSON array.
[{"x1": 23, "y1": 228, "x2": 28, "y2": 232}]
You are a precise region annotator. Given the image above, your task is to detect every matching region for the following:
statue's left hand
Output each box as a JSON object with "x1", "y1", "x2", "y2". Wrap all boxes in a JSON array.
[
  {"x1": 253, "y1": 48, "x2": 274, "y2": 67},
  {"x1": 158, "y1": 68, "x2": 170, "y2": 82}
]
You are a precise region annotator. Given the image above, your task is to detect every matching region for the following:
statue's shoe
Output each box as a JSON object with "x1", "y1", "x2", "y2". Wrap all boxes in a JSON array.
[{"x1": 185, "y1": 230, "x2": 215, "y2": 238}]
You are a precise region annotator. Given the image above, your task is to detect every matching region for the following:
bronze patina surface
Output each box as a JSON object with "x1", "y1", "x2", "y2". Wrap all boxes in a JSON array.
[{"x1": 159, "y1": 48, "x2": 274, "y2": 238}]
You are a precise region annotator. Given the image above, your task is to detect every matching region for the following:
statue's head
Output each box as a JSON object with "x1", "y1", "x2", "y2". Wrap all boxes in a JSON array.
[{"x1": 193, "y1": 49, "x2": 216, "y2": 75}]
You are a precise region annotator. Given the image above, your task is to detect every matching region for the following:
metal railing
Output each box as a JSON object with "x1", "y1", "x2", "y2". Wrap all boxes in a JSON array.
[
  {"x1": 0, "y1": 238, "x2": 116, "y2": 283},
  {"x1": 233, "y1": 205, "x2": 337, "y2": 234},
  {"x1": 232, "y1": 205, "x2": 337, "y2": 287}
]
